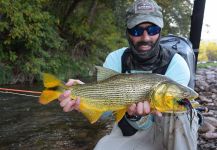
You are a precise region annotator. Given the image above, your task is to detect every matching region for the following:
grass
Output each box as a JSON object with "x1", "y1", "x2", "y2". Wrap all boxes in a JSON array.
[{"x1": 197, "y1": 61, "x2": 217, "y2": 68}]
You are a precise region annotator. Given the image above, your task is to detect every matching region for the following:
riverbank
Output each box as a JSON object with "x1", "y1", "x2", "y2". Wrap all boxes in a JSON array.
[
  {"x1": 195, "y1": 67, "x2": 217, "y2": 150},
  {"x1": 0, "y1": 67, "x2": 216, "y2": 149}
]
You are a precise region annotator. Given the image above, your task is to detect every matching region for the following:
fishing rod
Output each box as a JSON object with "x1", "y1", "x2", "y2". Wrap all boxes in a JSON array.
[
  {"x1": 0, "y1": 87, "x2": 41, "y2": 97},
  {"x1": 0, "y1": 87, "x2": 209, "y2": 113}
]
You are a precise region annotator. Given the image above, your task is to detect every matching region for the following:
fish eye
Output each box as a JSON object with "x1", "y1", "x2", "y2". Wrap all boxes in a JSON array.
[{"x1": 183, "y1": 92, "x2": 188, "y2": 97}]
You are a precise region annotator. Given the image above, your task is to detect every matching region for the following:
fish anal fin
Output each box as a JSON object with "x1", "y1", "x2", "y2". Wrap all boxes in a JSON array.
[
  {"x1": 114, "y1": 108, "x2": 127, "y2": 123},
  {"x1": 79, "y1": 102, "x2": 104, "y2": 124},
  {"x1": 39, "y1": 90, "x2": 61, "y2": 105},
  {"x1": 43, "y1": 73, "x2": 62, "y2": 88}
]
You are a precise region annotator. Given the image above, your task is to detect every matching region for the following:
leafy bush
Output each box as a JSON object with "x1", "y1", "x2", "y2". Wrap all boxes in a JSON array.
[
  {"x1": 199, "y1": 41, "x2": 217, "y2": 62},
  {"x1": 0, "y1": 0, "x2": 65, "y2": 84},
  {"x1": 206, "y1": 42, "x2": 217, "y2": 61},
  {"x1": 0, "y1": 0, "x2": 194, "y2": 84}
]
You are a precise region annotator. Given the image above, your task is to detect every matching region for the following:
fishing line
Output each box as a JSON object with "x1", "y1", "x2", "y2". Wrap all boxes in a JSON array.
[
  {"x1": 0, "y1": 88, "x2": 41, "y2": 94},
  {"x1": 0, "y1": 91, "x2": 39, "y2": 98}
]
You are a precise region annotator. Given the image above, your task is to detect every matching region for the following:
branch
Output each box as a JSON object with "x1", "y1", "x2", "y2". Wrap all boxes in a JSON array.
[
  {"x1": 88, "y1": 0, "x2": 98, "y2": 25},
  {"x1": 62, "y1": 0, "x2": 81, "y2": 26}
]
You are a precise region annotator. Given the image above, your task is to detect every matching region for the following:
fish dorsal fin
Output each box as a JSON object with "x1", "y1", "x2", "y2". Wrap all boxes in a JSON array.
[
  {"x1": 43, "y1": 73, "x2": 62, "y2": 88},
  {"x1": 95, "y1": 66, "x2": 119, "y2": 82}
]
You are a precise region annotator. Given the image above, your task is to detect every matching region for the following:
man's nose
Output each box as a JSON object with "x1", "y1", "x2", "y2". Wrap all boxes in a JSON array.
[{"x1": 140, "y1": 30, "x2": 151, "y2": 41}]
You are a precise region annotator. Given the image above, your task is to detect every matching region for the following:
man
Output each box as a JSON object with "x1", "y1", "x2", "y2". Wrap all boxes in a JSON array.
[{"x1": 58, "y1": 0, "x2": 199, "y2": 149}]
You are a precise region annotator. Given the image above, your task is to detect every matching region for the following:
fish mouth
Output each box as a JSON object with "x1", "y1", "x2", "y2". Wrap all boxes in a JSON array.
[
  {"x1": 177, "y1": 98, "x2": 189, "y2": 105},
  {"x1": 190, "y1": 90, "x2": 199, "y2": 99},
  {"x1": 177, "y1": 98, "x2": 193, "y2": 110}
]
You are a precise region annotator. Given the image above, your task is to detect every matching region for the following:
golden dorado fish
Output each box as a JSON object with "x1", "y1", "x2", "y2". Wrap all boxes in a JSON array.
[{"x1": 39, "y1": 66, "x2": 199, "y2": 124}]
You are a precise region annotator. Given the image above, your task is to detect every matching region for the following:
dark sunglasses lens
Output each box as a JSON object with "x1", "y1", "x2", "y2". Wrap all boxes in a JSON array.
[
  {"x1": 128, "y1": 27, "x2": 144, "y2": 36},
  {"x1": 128, "y1": 25, "x2": 161, "y2": 36},
  {"x1": 147, "y1": 26, "x2": 161, "y2": 36}
]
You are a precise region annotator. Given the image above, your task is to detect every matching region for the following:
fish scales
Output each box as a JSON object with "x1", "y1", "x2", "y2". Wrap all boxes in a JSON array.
[
  {"x1": 39, "y1": 67, "x2": 199, "y2": 123},
  {"x1": 71, "y1": 74, "x2": 168, "y2": 107}
]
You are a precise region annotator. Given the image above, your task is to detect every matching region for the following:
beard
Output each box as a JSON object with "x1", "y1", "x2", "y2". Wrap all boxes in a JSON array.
[{"x1": 134, "y1": 40, "x2": 155, "y2": 52}]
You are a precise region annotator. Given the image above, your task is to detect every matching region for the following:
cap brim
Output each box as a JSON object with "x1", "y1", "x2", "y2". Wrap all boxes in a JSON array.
[{"x1": 127, "y1": 15, "x2": 163, "y2": 29}]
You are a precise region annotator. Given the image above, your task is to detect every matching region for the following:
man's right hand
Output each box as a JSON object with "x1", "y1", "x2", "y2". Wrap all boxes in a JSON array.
[
  {"x1": 127, "y1": 101, "x2": 162, "y2": 117},
  {"x1": 58, "y1": 79, "x2": 84, "y2": 112}
]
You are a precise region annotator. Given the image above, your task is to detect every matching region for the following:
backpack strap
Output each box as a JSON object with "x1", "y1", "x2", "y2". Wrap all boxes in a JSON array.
[
  {"x1": 121, "y1": 48, "x2": 131, "y2": 73},
  {"x1": 152, "y1": 63, "x2": 169, "y2": 74}
]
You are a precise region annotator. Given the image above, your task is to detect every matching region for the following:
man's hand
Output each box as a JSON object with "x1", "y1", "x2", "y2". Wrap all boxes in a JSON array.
[
  {"x1": 127, "y1": 101, "x2": 162, "y2": 117},
  {"x1": 58, "y1": 79, "x2": 84, "y2": 112}
]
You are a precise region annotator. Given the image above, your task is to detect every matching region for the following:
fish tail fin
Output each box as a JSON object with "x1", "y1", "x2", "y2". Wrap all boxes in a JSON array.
[
  {"x1": 40, "y1": 73, "x2": 64, "y2": 104},
  {"x1": 39, "y1": 90, "x2": 62, "y2": 104},
  {"x1": 42, "y1": 73, "x2": 62, "y2": 88}
]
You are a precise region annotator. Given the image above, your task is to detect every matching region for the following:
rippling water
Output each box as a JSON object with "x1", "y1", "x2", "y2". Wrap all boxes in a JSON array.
[{"x1": 0, "y1": 85, "x2": 110, "y2": 150}]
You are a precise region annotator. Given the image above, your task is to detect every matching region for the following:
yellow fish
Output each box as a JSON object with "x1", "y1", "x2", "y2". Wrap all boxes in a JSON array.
[{"x1": 39, "y1": 66, "x2": 199, "y2": 124}]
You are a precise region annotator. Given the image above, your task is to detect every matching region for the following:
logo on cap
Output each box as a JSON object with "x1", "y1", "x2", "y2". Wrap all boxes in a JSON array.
[{"x1": 135, "y1": 0, "x2": 154, "y2": 13}]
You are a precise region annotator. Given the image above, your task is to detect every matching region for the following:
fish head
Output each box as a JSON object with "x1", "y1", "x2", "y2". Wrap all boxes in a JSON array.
[
  {"x1": 164, "y1": 82, "x2": 198, "y2": 100},
  {"x1": 151, "y1": 81, "x2": 198, "y2": 112}
]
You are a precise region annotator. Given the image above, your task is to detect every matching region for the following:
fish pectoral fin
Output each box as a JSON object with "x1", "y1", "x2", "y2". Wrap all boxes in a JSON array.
[
  {"x1": 114, "y1": 108, "x2": 127, "y2": 123},
  {"x1": 39, "y1": 90, "x2": 61, "y2": 104},
  {"x1": 79, "y1": 102, "x2": 104, "y2": 124}
]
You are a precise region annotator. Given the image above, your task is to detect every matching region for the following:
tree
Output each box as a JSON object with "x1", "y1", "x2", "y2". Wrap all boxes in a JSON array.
[
  {"x1": 206, "y1": 42, "x2": 217, "y2": 61},
  {"x1": 198, "y1": 41, "x2": 217, "y2": 62},
  {"x1": 0, "y1": 0, "x2": 65, "y2": 83},
  {"x1": 157, "y1": 0, "x2": 193, "y2": 37},
  {"x1": 0, "y1": 0, "x2": 194, "y2": 84}
]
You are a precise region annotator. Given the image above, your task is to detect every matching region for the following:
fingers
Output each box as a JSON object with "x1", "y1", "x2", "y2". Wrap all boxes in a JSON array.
[
  {"x1": 59, "y1": 90, "x2": 71, "y2": 101},
  {"x1": 127, "y1": 103, "x2": 136, "y2": 115},
  {"x1": 136, "y1": 101, "x2": 150, "y2": 115},
  {"x1": 127, "y1": 101, "x2": 162, "y2": 117},
  {"x1": 58, "y1": 79, "x2": 84, "y2": 113},
  {"x1": 60, "y1": 96, "x2": 71, "y2": 107},
  {"x1": 136, "y1": 102, "x2": 144, "y2": 115},
  {"x1": 60, "y1": 97, "x2": 80, "y2": 112},
  {"x1": 74, "y1": 97, "x2": 80, "y2": 111},
  {"x1": 143, "y1": 101, "x2": 151, "y2": 114},
  {"x1": 63, "y1": 98, "x2": 80, "y2": 112},
  {"x1": 58, "y1": 90, "x2": 80, "y2": 112},
  {"x1": 151, "y1": 110, "x2": 162, "y2": 117},
  {"x1": 128, "y1": 102, "x2": 150, "y2": 116},
  {"x1": 66, "y1": 79, "x2": 84, "y2": 86}
]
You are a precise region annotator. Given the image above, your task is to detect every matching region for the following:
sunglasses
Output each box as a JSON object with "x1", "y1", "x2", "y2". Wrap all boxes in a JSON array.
[{"x1": 127, "y1": 25, "x2": 161, "y2": 37}]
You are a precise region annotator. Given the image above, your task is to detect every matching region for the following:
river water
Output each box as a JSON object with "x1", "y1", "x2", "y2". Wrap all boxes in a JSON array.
[{"x1": 0, "y1": 85, "x2": 110, "y2": 150}]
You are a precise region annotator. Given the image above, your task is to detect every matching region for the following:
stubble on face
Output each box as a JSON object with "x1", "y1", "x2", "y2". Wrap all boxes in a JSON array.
[
  {"x1": 128, "y1": 23, "x2": 160, "y2": 52},
  {"x1": 134, "y1": 40, "x2": 154, "y2": 52}
]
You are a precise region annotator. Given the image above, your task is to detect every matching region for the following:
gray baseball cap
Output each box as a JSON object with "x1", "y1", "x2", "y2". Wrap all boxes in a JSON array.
[{"x1": 126, "y1": 0, "x2": 164, "y2": 29}]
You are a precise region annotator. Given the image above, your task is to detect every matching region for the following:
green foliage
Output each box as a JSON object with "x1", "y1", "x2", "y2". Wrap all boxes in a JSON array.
[
  {"x1": 197, "y1": 62, "x2": 217, "y2": 68},
  {"x1": 0, "y1": 64, "x2": 12, "y2": 84},
  {"x1": 0, "y1": 0, "x2": 65, "y2": 84},
  {"x1": 206, "y1": 42, "x2": 217, "y2": 61},
  {"x1": 46, "y1": 0, "x2": 128, "y2": 79},
  {"x1": 198, "y1": 41, "x2": 217, "y2": 62},
  {"x1": 198, "y1": 41, "x2": 208, "y2": 61},
  {"x1": 106, "y1": 0, "x2": 193, "y2": 37},
  {"x1": 157, "y1": 0, "x2": 192, "y2": 37},
  {"x1": 0, "y1": 0, "x2": 193, "y2": 84}
]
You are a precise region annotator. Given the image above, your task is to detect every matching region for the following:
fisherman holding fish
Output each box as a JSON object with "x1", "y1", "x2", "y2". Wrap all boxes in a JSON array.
[{"x1": 58, "y1": 0, "x2": 200, "y2": 149}]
